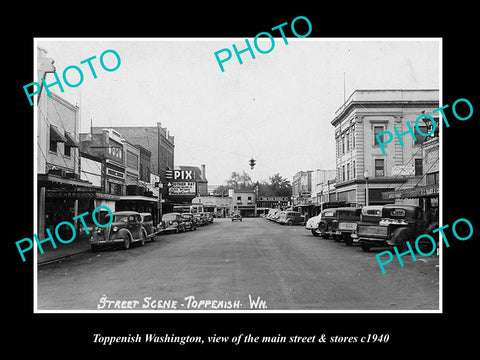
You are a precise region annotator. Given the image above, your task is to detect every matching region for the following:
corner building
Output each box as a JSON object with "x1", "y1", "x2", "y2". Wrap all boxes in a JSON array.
[{"x1": 331, "y1": 89, "x2": 439, "y2": 206}]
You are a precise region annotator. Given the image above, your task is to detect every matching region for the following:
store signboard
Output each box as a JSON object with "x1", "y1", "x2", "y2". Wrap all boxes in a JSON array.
[
  {"x1": 392, "y1": 164, "x2": 415, "y2": 176},
  {"x1": 169, "y1": 181, "x2": 196, "y2": 196}
]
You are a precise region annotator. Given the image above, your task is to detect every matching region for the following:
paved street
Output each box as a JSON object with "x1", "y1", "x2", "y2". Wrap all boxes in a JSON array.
[{"x1": 37, "y1": 218, "x2": 439, "y2": 311}]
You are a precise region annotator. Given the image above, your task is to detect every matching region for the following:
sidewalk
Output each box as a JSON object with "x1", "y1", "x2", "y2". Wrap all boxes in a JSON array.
[{"x1": 37, "y1": 233, "x2": 92, "y2": 265}]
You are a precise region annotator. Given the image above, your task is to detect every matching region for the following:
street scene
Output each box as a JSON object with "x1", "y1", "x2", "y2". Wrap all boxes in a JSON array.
[
  {"x1": 34, "y1": 39, "x2": 440, "y2": 311},
  {"x1": 37, "y1": 216, "x2": 438, "y2": 310}
]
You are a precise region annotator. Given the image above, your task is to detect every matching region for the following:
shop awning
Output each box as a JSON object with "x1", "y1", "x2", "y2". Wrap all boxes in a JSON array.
[
  {"x1": 50, "y1": 125, "x2": 67, "y2": 142},
  {"x1": 65, "y1": 132, "x2": 79, "y2": 147},
  {"x1": 118, "y1": 195, "x2": 159, "y2": 202},
  {"x1": 382, "y1": 184, "x2": 439, "y2": 200}
]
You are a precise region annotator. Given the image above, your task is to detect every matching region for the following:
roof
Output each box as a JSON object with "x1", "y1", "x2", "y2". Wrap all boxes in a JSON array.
[
  {"x1": 331, "y1": 89, "x2": 439, "y2": 126},
  {"x1": 113, "y1": 211, "x2": 140, "y2": 215},
  {"x1": 383, "y1": 204, "x2": 420, "y2": 210}
]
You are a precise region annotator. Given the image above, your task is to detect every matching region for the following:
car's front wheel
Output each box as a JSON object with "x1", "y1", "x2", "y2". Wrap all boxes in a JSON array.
[
  {"x1": 311, "y1": 229, "x2": 320, "y2": 237},
  {"x1": 123, "y1": 235, "x2": 131, "y2": 250},
  {"x1": 343, "y1": 234, "x2": 353, "y2": 246}
]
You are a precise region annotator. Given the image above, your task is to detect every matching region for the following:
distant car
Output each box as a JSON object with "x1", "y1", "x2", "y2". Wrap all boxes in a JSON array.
[
  {"x1": 193, "y1": 213, "x2": 207, "y2": 226},
  {"x1": 232, "y1": 213, "x2": 243, "y2": 222},
  {"x1": 305, "y1": 214, "x2": 322, "y2": 236},
  {"x1": 266, "y1": 209, "x2": 280, "y2": 221},
  {"x1": 270, "y1": 210, "x2": 282, "y2": 222},
  {"x1": 203, "y1": 212, "x2": 214, "y2": 223},
  {"x1": 160, "y1": 212, "x2": 186, "y2": 234},
  {"x1": 181, "y1": 213, "x2": 197, "y2": 231},
  {"x1": 317, "y1": 207, "x2": 361, "y2": 244},
  {"x1": 89, "y1": 211, "x2": 147, "y2": 251},
  {"x1": 276, "y1": 211, "x2": 304, "y2": 225},
  {"x1": 139, "y1": 212, "x2": 158, "y2": 241}
]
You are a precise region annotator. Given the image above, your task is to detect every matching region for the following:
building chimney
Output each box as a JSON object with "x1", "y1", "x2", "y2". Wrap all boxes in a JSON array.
[{"x1": 201, "y1": 164, "x2": 206, "y2": 180}]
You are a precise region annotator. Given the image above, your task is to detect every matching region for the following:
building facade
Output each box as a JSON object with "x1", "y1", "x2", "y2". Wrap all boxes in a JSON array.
[
  {"x1": 229, "y1": 190, "x2": 257, "y2": 217},
  {"x1": 37, "y1": 87, "x2": 97, "y2": 238},
  {"x1": 331, "y1": 89, "x2": 439, "y2": 207},
  {"x1": 80, "y1": 129, "x2": 126, "y2": 196},
  {"x1": 93, "y1": 124, "x2": 174, "y2": 211},
  {"x1": 292, "y1": 170, "x2": 313, "y2": 205},
  {"x1": 314, "y1": 170, "x2": 337, "y2": 205}
]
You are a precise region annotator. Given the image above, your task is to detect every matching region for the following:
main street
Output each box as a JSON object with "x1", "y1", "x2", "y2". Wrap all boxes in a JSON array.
[{"x1": 37, "y1": 218, "x2": 439, "y2": 311}]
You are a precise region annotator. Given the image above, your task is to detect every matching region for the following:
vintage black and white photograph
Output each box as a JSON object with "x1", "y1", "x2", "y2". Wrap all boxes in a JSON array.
[{"x1": 33, "y1": 37, "x2": 441, "y2": 312}]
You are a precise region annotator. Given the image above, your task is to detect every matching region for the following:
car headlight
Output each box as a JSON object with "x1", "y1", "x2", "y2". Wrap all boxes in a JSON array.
[{"x1": 112, "y1": 226, "x2": 118, "y2": 232}]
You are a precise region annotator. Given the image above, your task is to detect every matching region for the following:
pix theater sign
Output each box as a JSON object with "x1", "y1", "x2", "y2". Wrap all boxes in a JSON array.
[{"x1": 166, "y1": 167, "x2": 204, "y2": 197}]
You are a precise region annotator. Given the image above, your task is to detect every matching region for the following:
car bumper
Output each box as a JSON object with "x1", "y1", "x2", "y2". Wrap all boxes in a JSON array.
[
  {"x1": 90, "y1": 237, "x2": 125, "y2": 246},
  {"x1": 357, "y1": 237, "x2": 395, "y2": 246}
]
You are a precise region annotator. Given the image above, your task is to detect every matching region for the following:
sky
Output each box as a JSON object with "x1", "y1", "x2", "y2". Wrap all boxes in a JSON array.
[{"x1": 36, "y1": 38, "x2": 440, "y2": 185}]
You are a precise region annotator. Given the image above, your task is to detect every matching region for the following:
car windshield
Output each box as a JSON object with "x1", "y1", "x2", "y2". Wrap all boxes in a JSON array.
[
  {"x1": 182, "y1": 214, "x2": 192, "y2": 219},
  {"x1": 114, "y1": 215, "x2": 129, "y2": 223},
  {"x1": 163, "y1": 214, "x2": 177, "y2": 221}
]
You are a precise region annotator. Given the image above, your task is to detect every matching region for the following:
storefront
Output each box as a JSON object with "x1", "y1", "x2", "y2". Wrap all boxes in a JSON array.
[
  {"x1": 42, "y1": 187, "x2": 121, "y2": 237},
  {"x1": 116, "y1": 195, "x2": 160, "y2": 224},
  {"x1": 382, "y1": 184, "x2": 439, "y2": 222}
]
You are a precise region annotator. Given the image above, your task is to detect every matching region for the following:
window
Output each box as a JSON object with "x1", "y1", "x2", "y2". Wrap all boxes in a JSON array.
[
  {"x1": 237, "y1": 196, "x2": 241, "y2": 201},
  {"x1": 346, "y1": 163, "x2": 350, "y2": 181},
  {"x1": 49, "y1": 138, "x2": 58, "y2": 153},
  {"x1": 353, "y1": 160, "x2": 356, "y2": 179},
  {"x1": 346, "y1": 132, "x2": 350, "y2": 152},
  {"x1": 352, "y1": 125, "x2": 355, "y2": 149},
  {"x1": 374, "y1": 126, "x2": 385, "y2": 146},
  {"x1": 415, "y1": 158, "x2": 423, "y2": 176},
  {"x1": 375, "y1": 159, "x2": 385, "y2": 177},
  {"x1": 342, "y1": 135, "x2": 345, "y2": 154},
  {"x1": 247, "y1": 196, "x2": 252, "y2": 200},
  {"x1": 64, "y1": 144, "x2": 71, "y2": 157},
  {"x1": 414, "y1": 124, "x2": 428, "y2": 146},
  {"x1": 426, "y1": 172, "x2": 439, "y2": 185},
  {"x1": 342, "y1": 165, "x2": 345, "y2": 181}
]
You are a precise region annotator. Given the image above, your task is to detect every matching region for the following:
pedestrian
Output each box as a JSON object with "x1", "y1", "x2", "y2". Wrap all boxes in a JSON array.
[{"x1": 303, "y1": 212, "x2": 310, "y2": 226}]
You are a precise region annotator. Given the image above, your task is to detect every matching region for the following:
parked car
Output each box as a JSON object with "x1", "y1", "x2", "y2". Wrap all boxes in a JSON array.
[
  {"x1": 351, "y1": 205, "x2": 384, "y2": 243},
  {"x1": 317, "y1": 207, "x2": 361, "y2": 244},
  {"x1": 193, "y1": 213, "x2": 207, "y2": 226},
  {"x1": 139, "y1": 212, "x2": 158, "y2": 241},
  {"x1": 355, "y1": 204, "x2": 436, "y2": 252},
  {"x1": 203, "y1": 212, "x2": 214, "y2": 223},
  {"x1": 270, "y1": 210, "x2": 282, "y2": 222},
  {"x1": 160, "y1": 212, "x2": 187, "y2": 234},
  {"x1": 89, "y1": 211, "x2": 148, "y2": 251},
  {"x1": 180, "y1": 213, "x2": 197, "y2": 231},
  {"x1": 266, "y1": 209, "x2": 280, "y2": 221},
  {"x1": 306, "y1": 214, "x2": 322, "y2": 236},
  {"x1": 231, "y1": 213, "x2": 242, "y2": 222},
  {"x1": 276, "y1": 211, "x2": 304, "y2": 225}
]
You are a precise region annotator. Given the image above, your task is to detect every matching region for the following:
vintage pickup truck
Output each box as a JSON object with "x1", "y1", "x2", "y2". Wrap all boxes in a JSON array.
[{"x1": 354, "y1": 204, "x2": 437, "y2": 252}]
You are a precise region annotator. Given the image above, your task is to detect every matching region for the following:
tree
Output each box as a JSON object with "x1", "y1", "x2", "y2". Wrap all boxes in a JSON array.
[
  {"x1": 225, "y1": 171, "x2": 254, "y2": 191},
  {"x1": 216, "y1": 172, "x2": 291, "y2": 197},
  {"x1": 212, "y1": 184, "x2": 231, "y2": 196},
  {"x1": 268, "y1": 173, "x2": 292, "y2": 197}
]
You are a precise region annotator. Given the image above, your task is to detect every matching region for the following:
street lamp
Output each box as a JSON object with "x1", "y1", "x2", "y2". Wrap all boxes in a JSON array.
[
  {"x1": 156, "y1": 181, "x2": 163, "y2": 225},
  {"x1": 363, "y1": 170, "x2": 370, "y2": 206}
]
